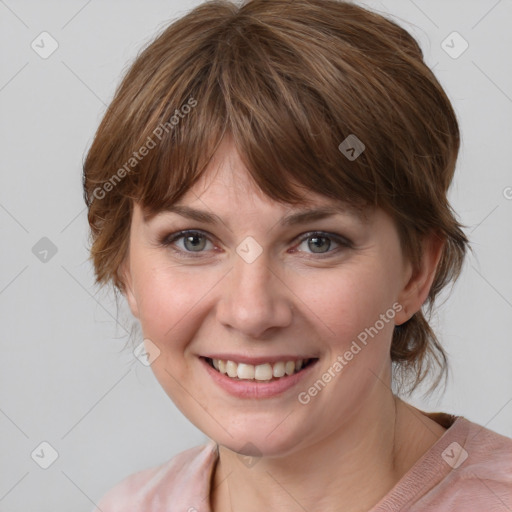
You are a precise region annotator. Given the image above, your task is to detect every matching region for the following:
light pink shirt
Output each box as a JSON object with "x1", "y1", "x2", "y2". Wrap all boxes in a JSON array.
[{"x1": 92, "y1": 414, "x2": 512, "y2": 511}]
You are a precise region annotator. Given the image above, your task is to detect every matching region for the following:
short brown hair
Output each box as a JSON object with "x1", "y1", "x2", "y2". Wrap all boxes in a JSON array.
[{"x1": 82, "y1": 0, "x2": 470, "y2": 394}]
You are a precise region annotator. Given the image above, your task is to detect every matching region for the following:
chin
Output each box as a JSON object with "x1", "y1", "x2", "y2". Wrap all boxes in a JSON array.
[{"x1": 212, "y1": 423, "x2": 308, "y2": 459}]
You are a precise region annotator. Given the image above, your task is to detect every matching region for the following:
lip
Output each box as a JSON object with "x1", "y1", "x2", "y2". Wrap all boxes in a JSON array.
[
  {"x1": 202, "y1": 353, "x2": 317, "y2": 365},
  {"x1": 200, "y1": 356, "x2": 319, "y2": 399}
]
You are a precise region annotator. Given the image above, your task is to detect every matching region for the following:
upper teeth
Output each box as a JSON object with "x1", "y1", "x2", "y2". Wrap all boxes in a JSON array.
[{"x1": 211, "y1": 358, "x2": 307, "y2": 381}]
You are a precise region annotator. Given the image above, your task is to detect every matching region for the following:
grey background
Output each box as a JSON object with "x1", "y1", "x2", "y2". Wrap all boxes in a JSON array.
[{"x1": 1, "y1": 0, "x2": 511, "y2": 510}]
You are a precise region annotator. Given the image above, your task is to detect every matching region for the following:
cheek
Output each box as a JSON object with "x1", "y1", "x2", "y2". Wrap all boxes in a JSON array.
[
  {"x1": 301, "y1": 260, "x2": 398, "y2": 358},
  {"x1": 131, "y1": 263, "x2": 212, "y2": 411},
  {"x1": 131, "y1": 263, "x2": 204, "y2": 351}
]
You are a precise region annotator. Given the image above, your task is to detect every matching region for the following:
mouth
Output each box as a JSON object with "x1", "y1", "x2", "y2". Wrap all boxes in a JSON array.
[{"x1": 201, "y1": 356, "x2": 319, "y2": 382}]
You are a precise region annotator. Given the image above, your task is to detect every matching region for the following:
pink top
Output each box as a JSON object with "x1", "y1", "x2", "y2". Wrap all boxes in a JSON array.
[{"x1": 92, "y1": 413, "x2": 512, "y2": 511}]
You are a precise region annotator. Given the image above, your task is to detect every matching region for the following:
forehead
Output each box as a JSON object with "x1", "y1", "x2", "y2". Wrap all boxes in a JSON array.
[
  {"x1": 141, "y1": 137, "x2": 373, "y2": 225},
  {"x1": 148, "y1": 202, "x2": 370, "y2": 225}
]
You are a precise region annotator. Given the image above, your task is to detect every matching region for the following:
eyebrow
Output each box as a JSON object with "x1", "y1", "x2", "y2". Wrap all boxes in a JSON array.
[{"x1": 147, "y1": 204, "x2": 368, "y2": 227}]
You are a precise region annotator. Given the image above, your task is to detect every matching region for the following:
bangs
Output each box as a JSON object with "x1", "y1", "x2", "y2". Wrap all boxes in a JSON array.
[{"x1": 123, "y1": 8, "x2": 385, "y2": 223}]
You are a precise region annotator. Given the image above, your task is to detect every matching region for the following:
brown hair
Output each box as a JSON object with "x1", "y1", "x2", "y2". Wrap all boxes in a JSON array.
[{"x1": 82, "y1": 0, "x2": 470, "y2": 394}]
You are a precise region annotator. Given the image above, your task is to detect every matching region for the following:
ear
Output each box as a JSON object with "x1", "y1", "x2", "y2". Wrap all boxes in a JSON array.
[
  {"x1": 394, "y1": 231, "x2": 445, "y2": 326},
  {"x1": 118, "y1": 256, "x2": 140, "y2": 319}
]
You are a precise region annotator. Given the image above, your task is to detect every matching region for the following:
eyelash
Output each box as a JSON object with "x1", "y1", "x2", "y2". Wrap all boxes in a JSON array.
[{"x1": 158, "y1": 229, "x2": 352, "y2": 259}]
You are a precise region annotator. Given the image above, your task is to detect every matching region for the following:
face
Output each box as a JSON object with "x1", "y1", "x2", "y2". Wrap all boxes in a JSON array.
[{"x1": 121, "y1": 137, "x2": 418, "y2": 457}]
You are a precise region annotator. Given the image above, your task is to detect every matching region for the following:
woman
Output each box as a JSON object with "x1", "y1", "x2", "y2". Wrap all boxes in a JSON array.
[{"x1": 83, "y1": 0, "x2": 512, "y2": 509}]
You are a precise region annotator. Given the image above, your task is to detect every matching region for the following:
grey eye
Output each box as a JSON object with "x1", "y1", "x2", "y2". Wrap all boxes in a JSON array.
[
  {"x1": 180, "y1": 232, "x2": 210, "y2": 252},
  {"x1": 306, "y1": 235, "x2": 332, "y2": 253}
]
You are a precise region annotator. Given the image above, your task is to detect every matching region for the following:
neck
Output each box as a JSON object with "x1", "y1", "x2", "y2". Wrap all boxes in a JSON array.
[{"x1": 210, "y1": 393, "x2": 446, "y2": 512}]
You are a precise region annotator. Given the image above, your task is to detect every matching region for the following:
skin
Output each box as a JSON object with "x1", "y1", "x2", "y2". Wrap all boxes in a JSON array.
[{"x1": 120, "y1": 136, "x2": 447, "y2": 511}]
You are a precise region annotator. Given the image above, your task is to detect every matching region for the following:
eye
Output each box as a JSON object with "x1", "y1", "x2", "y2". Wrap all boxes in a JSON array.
[
  {"x1": 159, "y1": 230, "x2": 216, "y2": 258},
  {"x1": 159, "y1": 230, "x2": 352, "y2": 259},
  {"x1": 292, "y1": 231, "x2": 352, "y2": 257}
]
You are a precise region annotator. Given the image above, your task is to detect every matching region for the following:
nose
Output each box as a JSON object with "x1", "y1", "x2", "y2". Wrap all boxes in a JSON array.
[{"x1": 216, "y1": 250, "x2": 293, "y2": 339}]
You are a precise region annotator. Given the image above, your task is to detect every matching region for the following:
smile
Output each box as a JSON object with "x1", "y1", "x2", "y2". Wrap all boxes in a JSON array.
[{"x1": 204, "y1": 357, "x2": 318, "y2": 381}]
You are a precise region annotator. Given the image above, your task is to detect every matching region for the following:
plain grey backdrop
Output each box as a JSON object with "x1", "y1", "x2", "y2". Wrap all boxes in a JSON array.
[{"x1": 1, "y1": 0, "x2": 511, "y2": 510}]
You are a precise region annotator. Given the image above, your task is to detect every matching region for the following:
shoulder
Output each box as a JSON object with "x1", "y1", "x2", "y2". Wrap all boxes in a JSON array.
[
  {"x1": 451, "y1": 418, "x2": 512, "y2": 484},
  {"x1": 90, "y1": 439, "x2": 218, "y2": 512},
  {"x1": 374, "y1": 414, "x2": 512, "y2": 511},
  {"x1": 424, "y1": 417, "x2": 512, "y2": 509}
]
